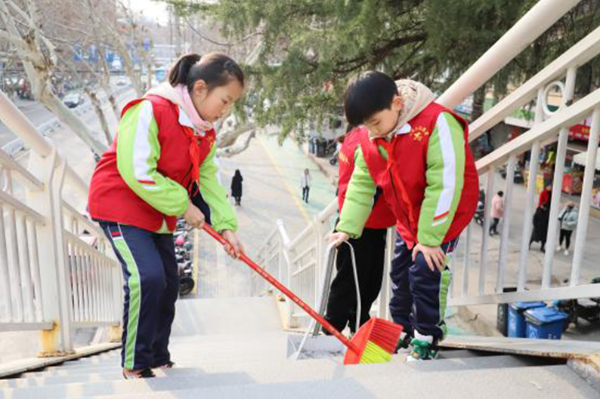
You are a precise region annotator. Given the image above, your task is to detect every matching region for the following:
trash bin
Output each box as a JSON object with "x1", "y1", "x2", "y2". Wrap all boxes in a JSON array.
[
  {"x1": 524, "y1": 307, "x2": 569, "y2": 340},
  {"x1": 496, "y1": 287, "x2": 518, "y2": 336},
  {"x1": 315, "y1": 138, "x2": 327, "y2": 157},
  {"x1": 507, "y1": 301, "x2": 546, "y2": 338}
]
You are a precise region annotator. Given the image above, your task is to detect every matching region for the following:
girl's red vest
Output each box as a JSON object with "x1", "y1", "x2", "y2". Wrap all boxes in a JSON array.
[
  {"x1": 359, "y1": 102, "x2": 479, "y2": 248},
  {"x1": 88, "y1": 95, "x2": 216, "y2": 232},
  {"x1": 338, "y1": 127, "x2": 395, "y2": 230}
]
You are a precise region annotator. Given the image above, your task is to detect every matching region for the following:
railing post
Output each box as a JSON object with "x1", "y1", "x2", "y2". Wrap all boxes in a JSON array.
[
  {"x1": 497, "y1": 154, "x2": 516, "y2": 293},
  {"x1": 542, "y1": 67, "x2": 577, "y2": 289},
  {"x1": 378, "y1": 228, "x2": 394, "y2": 320},
  {"x1": 461, "y1": 223, "x2": 472, "y2": 297},
  {"x1": 27, "y1": 151, "x2": 74, "y2": 356},
  {"x1": 518, "y1": 87, "x2": 546, "y2": 291},
  {"x1": 479, "y1": 169, "x2": 495, "y2": 295},
  {"x1": 571, "y1": 108, "x2": 600, "y2": 286},
  {"x1": 313, "y1": 215, "x2": 322, "y2": 311}
]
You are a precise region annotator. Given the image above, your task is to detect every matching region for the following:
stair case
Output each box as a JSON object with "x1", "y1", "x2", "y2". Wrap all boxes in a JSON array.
[{"x1": 1, "y1": 295, "x2": 599, "y2": 399}]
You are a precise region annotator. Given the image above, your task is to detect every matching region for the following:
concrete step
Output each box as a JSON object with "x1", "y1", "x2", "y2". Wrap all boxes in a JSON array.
[
  {"x1": 69, "y1": 365, "x2": 600, "y2": 399},
  {"x1": 171, "y1": 296, "x2": 282, "y2": 337},
  {"x1": 0, "y1": 355, "x2": 547, "y2": 393},
  {"x1": 50, "y1": 331, "x2": 290, "y2": 372},
  {"x1": 20, "y1": 350, "x2": 535, "y2": 379}
]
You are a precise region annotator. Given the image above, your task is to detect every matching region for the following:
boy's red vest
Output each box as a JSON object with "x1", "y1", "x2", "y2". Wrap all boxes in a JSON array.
[
  {"x1": 338, "y1": 127, "x2": 395, "y2": 230},
  {"x1": 88, "y1": 95, "x2": 216, "y2": 232},
  {"x1": 360, "y1": 102, "x2": 479, "y2": 247}
]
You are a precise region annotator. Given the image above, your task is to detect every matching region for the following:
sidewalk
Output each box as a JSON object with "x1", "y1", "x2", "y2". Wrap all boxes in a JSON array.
[
  {"x1": 193, "y1": 132, "x2": 336, "y2": 299},
  {"x1": 449, "y1": 172, "x2": 600, "y2": 341}
]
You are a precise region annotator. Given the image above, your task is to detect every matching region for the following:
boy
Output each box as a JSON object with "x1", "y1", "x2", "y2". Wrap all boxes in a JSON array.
[
  {"x1": 324, "y1": 126, "x2": 396, "y2": 334},
  {"x1": 330, "y1": 71, "x2": 479, "y2": 361}
]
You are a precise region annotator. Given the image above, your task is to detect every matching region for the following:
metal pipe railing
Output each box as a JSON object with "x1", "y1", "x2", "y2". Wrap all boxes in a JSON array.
[{"x1": 438, "y1": 0, "x2": 582, "y2": 110}]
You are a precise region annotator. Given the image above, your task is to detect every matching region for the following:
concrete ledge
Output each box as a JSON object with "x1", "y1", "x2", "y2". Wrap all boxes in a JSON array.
[{"x1": 0, "y1": 342, "x2": 120, "y2": 379}]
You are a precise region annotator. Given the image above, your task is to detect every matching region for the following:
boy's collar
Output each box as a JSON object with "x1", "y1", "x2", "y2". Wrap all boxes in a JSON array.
[{"x1": 395, "y1": 123, "x2": 412, "y2": 135}]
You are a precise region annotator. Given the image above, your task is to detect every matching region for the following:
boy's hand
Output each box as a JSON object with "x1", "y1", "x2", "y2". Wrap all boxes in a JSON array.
[
  {"x1": 412, "y1": 243, "x2": 446, "y2": 272},
  {"x1": 183, "y1": 203, "x2": 205, "y2": 229},
  {"x1": 329, "y1": 232, "x2": 350, "y2": 247},
  {"x1": 222, "y1": 230, "x2": 244, "y2": 259}
]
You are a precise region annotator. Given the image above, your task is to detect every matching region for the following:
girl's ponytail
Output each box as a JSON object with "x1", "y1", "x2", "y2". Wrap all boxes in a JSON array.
[
  {"x1": 168, "y1": 52, "x2": 244, "y2": 92},
  {"x1": 169, "y1": 53, "x2": 202, "y2": 87}
]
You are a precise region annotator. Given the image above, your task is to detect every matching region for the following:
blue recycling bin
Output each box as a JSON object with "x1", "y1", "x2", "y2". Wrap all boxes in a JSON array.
[
  {"x1": 525, "y1": 307, "x2": 568, "y2": 340},
  {"x1": 507, "y1": 301, "x2": 546, "y2": 338}
]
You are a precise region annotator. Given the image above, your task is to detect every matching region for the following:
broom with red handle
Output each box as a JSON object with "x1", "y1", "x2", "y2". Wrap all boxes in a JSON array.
[{"x1": 202, "y1": 224, "x2": 402, "y2": 365}]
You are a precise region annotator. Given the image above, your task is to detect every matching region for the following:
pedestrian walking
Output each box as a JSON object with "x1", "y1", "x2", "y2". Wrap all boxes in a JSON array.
[
  {"x1": 530, "y1": 204, "x2": 550, "y2": 252},
  {"x1": 88, "y1": 52, "x2": 246, "y2": 379},
  {"x1": 489, "y1": 191, "x2": 504, "y2": 236},
  {"x1": 301, "y1": 168, "x2": 312, "y2": 203},
  {"x1": 231, "y1": 169, "x2": 243, "y2": 206},
  {"x1": 557, "y1": 201, "x2": 578, "y2": 256},
  {"x1": 530, "y1": 185, "x2": 552, "y2": 252}
]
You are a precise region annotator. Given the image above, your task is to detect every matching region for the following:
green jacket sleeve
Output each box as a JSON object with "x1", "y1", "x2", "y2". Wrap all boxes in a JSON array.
[
  {"x1": 335, "y1": 146, "x2": 378, "y2": 239},
  {"x1": 198, "y1": 145, "x2": 238, "y2": 232},
  {"x1": 417, "y1": 112, "x2": 466, "y2": 246},
  {"x1": 116, "y1": 100, "x2": 189, "y2": 217}
]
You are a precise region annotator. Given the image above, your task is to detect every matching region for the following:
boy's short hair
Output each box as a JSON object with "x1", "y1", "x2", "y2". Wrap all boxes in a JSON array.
[{"x1": 343, "y1": 71, "x2": 398, "y2": 126}]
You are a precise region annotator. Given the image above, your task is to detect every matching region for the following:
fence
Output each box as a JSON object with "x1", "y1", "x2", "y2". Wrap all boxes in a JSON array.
[{"x1": 0, "y1": 90, "x2": 121, "y2": 355}]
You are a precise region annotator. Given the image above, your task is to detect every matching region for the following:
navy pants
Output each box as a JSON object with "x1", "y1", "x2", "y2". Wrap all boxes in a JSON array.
[
  {"x1": 101, "y1": 222, "x2": 179, "y2": 370},
  {"x1": 389, "y1": 234, "x2": 457, "y2": 341}
]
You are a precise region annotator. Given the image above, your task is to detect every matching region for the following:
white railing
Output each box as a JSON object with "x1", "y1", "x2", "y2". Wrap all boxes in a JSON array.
[
  {"x1": 448, "y1": 25, "x2": 600, "y2": 307},
  {"x1": 254, "y1": 0, "x2": 600, "y2": 327},
  {"x1": 253, "y1": 200, "x2": 395, "y2": 328},
  {"x1": 0, "y1": 90, "x2": 121, "y2": 355}
]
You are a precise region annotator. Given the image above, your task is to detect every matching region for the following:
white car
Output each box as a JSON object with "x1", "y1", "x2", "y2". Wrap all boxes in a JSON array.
[{"x1": 63, "y1": 93, "x2": 84, "y2": 108}]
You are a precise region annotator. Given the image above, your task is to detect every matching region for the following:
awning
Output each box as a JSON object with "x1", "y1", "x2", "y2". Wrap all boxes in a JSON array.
[{"x1": 573, "y1": 150, "x2": 600, "y2": 171}]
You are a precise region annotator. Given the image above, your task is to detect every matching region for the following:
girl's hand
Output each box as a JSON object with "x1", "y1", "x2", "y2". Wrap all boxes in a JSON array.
[
  {"x1": 183, "y1": 203, "x2": 205, "y2": 229},
  {"x1": 412, "y1": 243, "x2": 446, "y2": 272},
  {"x1": 222, "y1": 230, "x2": 244, "y2": 259},
  {"x1": 329, "y1": 232, "x2": 350, "y2": 247}
]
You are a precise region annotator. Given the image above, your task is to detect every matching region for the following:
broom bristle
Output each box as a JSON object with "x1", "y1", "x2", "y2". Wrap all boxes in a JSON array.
[
  {"x1": 343, "y1": 318, "x2": 403, "y2": 365},
  {"x1": 366, "y1": 319, "x2": 403, "y2": 354},
  {"x1": 358, "y1": 341, "x2": 393, "y2": 364}
]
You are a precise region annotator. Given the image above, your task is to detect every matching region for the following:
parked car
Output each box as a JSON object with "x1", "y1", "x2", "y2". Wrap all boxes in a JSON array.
[{"x1": 63, "y1": 92, "x2": 84, "y2": 108}]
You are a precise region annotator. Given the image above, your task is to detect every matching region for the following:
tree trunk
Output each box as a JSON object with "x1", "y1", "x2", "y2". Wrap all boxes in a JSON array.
[
  {"x1": 84, "y1": 88, "x2": 112, "y2": 146},
  {"x1": 471, "y1": 84, "x2": 487, "y2": 122},
  {"x1": 107, "y1": 94, "x2": 121, "y2": 120}
]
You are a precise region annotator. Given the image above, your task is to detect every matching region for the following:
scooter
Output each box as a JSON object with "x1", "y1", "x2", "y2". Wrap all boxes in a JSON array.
[
  {"x1": 178, "y1": 260, "x2": 195, "y2": 296},
  {"x1": 474, "y1": 200, "x2": 485, "y2": 226},
  {"x1": 554, "y1": 278, "x2": 600, "y2": 331}
]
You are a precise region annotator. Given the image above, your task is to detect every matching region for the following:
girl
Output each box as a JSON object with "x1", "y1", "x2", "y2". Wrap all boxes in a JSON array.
[
  {"x1": 231, "y1": 169, "x2": 243, "y2": 206},
  {"x1": 88, "y1": 52, "x2": 245, "y2": 379}
]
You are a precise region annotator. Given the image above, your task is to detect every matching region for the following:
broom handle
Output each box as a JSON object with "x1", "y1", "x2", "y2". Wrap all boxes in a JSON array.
[{"x1": 202, "y1": 225, "x2": 359, "y2": 353}]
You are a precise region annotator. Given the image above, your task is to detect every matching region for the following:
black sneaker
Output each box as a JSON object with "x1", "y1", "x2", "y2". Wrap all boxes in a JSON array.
[
  {"x1": 395, "y1": 333, "x2": 413, "y2": 354},
  {"x1": 154, "y1": 361, "x2": 175, "y2": 369},
  {"x1": 123, "y1": 368, "x2": 156, "y2": 379}
]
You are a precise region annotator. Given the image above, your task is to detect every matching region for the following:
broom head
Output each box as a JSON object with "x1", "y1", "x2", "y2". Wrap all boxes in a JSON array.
[{"x1": 343, "y1": 318, "x2": 403, "y2": 365}]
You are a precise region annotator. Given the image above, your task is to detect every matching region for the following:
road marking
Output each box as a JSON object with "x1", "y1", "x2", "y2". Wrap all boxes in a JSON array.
[{"x1": 257, "y1": 136, "x2": 311, "y2": 224}]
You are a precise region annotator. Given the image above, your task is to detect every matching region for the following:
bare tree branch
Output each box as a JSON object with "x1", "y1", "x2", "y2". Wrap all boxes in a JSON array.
[
  {"x1": 216, "y1": 130, "x2": 256, "y2": 157},
  {"x1": 216, "y1": 122, "x2": 256, "y2": 149}
]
